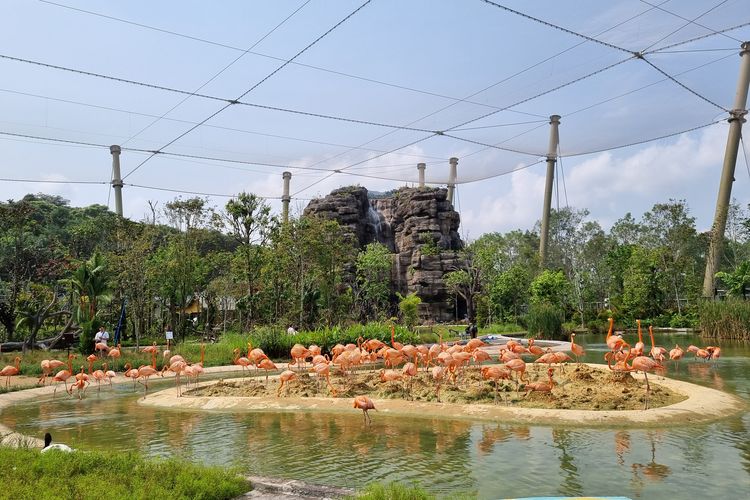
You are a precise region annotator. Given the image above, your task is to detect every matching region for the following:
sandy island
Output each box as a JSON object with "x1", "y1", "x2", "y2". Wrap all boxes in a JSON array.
[{"x1": 136, "y1": 363, "x2": 746, "y2": 428}]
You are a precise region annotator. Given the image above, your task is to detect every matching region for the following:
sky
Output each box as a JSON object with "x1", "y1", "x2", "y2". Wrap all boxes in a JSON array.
[{"x1": 0, "y1": 0, "x2": 749, "y2": 241}]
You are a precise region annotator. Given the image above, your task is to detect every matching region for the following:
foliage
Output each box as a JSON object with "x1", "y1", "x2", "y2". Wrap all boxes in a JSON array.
[
  {"x1": 529, "y1": 270, "x2": 569, "y2": 306},
  {"x1": 0, "y1": 447, "x2": 249, "y2": 500},
  {"x1": 699, "y1": 299, "x2": 750, "y2": 340},
  {"x1": 419, "y1": 240, "x2": 439, "y2": 256},
  {"x1": 715, "y1": 261, "x2": 750, "y2": 297},
  {"x1": 356, "y1": 243, "x2": 393, "y2": 321},
  {"x1": 397, "y1": 292, "x2": 422, "y2": 330},
  {"x1": 524, "y1": 302, "x2": 564, "y2": 340}
]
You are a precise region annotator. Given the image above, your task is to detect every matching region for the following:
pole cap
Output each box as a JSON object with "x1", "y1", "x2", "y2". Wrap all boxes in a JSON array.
[
  {"x1": 449, "y1": 157, "x2": 459, "y2": 165},
  {"x1": 109, "y1": 145, "x2": 121, "y2": 154},
  {"x1": 417, "y1": 163, "x2": 426, "y2": 169},
  {"x1": 282, "y1": 171, "x2": 292, "y2": 179},
  {"x1": 549, "y1": 115, "x2": 561, "y2": 124}
]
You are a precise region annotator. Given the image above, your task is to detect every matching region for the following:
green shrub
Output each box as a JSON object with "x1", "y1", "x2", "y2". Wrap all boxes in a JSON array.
[
  {"x1": 398, "y1": 292, "x2": 422, "y2": 330},
  {"x1": 0, "y1": 447, "x2": 249, "y2": 500},
  {"x1": 524, "y1": 303, "x2": 564, "y2": 340}
]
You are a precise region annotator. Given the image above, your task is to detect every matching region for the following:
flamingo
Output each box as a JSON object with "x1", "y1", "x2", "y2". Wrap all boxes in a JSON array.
[
  {"x1": 52, "y1": 354, "x2": 75, "y2": 397},
  {"x1": 481, "y1": 365, "x2": 510, "y2": 404},
  {"x1": 136, "y1": 365, "x2": 161, "y2": 397},
  {"x1": 123, "y1": 363, "x2": 139, "y2": 390},
  {"x1": 103, "y1": 362, "x2": 116, "y2": 387},
  {"x1": 570, "y1": 333, "x2": 585, "y2": 363},
  {"x1": 464, "y1": 338, "x2": 487, "y2": 352},
  {"x1": 107, "y1": 344, "x2": 122, "y2": 370},
  {"x1": 472, "y1": 349, "x2": 491, "y2": 367},
  {"x1": 526, "y1": 338, "x2": 544, "y2": 356},
  {"x1": 38, "y1": 358, "x2": 65, "y2": 385},
  {"x1": 163, "y1": 359, "x2": 187, "y2": 396},
  {"x1": 1, "y1": 356, "x2": 21, "y2": 388},
  {"x1": 290, "y1": 344, "x2": 311, "y2": 371},
  {"x1": 630, "y1": 356, "x2": 663, "y2": 410},
  {"x1": 67, "y1": 366, "x2": 88, "y2": 399},
  {"x1": 353, "y1": 395, "x2": 376, "y2": 425},
  {"x1": 431, "y1": 366, "x2": 446, "y2": 402},
  {"x1": 277, "y1": 369, "x2": 297, "y2": 397},
  {"x1": 311, "y1": 361, "x2": 337, "y2": 396},
  {"x1": 524, "y1": 368, "x2": 555, "y2": 398},
  {"x1": 402, "y1": 362, "x2": 417, "y2": 399},
  {"x1": 648, "y1": 326, "x2": 667, "y2": 362},
  {"x1": 86, "y1": 354, "x2": 97, "y2": 375},
  {"x1": 258, "y1": 358, "x2": 277, "y2": 385},
  {"x1": 94, "y1": 341, "x2": 110, "y2": 357},
  {"x1": 706, "y1": 346, "x2": 722, "y2": 363},
  {"x1": 248, "y1": 342, "x2": 268, "y2": 373},
  {"x1": 632, "y1": 320, "x2": 645, "y2": 356},
  {"x1": 669, "y1": 344, "x2": 684, "y2": 363},
  {"x1": 379, "y1": 369, "x2": 403, "y2": 385},
  {"x1": 91, "y1": 363, "x2": 107, "y2": 393},
  {"x1": 505, "y1": 358, "x2": 527, "y2": 393},
  {"x1": 606, "y1": 317, "x2": 630, "y2": 353},
  {"x1": 687, "y1": 345, "x2": 711, "y2": 361},
  {"x1": 232, "y1": 348, "x2": 251, "y2": 376}
]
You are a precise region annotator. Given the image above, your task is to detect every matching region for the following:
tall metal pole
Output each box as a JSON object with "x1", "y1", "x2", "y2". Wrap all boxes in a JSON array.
[
  {"x1": 110, "y1": 145, "x2": 123, "y2": 217},
  {"x1": 447, "y1": 157, "x2": 458, "y2": 204},
  {"x1": 703, "y1": 42, "x2": 750, "y2": 298},
  {"x1": 539, "y1": 115, "x2": 561, "y2": 268},
  {"x1": 417, "y1": 163, "x2": 426, "y2": 187},
  {"x1": 282, "y1": 171, "x2": 292, "y2": 223}
]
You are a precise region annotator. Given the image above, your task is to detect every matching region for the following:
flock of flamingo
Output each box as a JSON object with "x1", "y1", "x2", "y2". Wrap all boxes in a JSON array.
[{"x1": 0, "y1": 321, "x2": 724, "y2": 420}]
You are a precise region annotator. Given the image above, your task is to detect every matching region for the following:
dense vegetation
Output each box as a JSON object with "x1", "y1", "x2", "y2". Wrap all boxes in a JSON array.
[
  {"x1": 2, "y1": 192, "x2": 750, "y2": 349},
  {"x1": 0, "y1": 447, "x2": 249, "y2": 499}
]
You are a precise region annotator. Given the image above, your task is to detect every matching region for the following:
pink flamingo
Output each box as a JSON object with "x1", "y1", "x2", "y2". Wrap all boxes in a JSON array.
[
  {"x1": 481, "y1": 365, "x2": 510, "y2": 403},
  {"x1": 136, "y1": 365, "x2": 161, "y2": 397},
  {"x1": 277, "y1": 369, "x2": 297, "y2": 397},
  {"x1": 232, "y1": 348, "x2": 251, "y2": 376},
  {"x1": 648, "y1": 326, "x2": 667, "y2": 362},
  {"x1": 353, "y1": 395, "x2": 377, "y2": 424},
  {"x1": 632, "y1": 319, "x2": 645, "y2": 356},
  {"x1": 570, "y1": 333, "x2": 585, "y2": 363},
  {"x1": 39, "y1": 358, "x2": 66, "y2": 385},
  {"x1": 107, "y1": 344, "x2": 122, "y2": 370},
  {"x1": 258, "y1": 358, "x2": 278, "y2": 385},
  {"x1": 52, "y1": 354, "x2": 75, "y2": 397},
  {"x1": 1, "y1": 357, "x2": 21, "y2": 388},
  {"x1": 630, "y1": 356, "x2": 663, "y2": 410}
]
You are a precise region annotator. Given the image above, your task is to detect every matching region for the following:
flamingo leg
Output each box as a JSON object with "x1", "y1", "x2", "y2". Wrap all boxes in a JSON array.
[{"x1": 643, "y1": 372, "x2": 650, "y2": 410}]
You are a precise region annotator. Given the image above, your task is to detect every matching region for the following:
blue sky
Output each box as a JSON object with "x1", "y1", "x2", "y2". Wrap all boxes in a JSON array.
[{"x1": 1, "y1": 0, "x2": 749, "y2": 239}]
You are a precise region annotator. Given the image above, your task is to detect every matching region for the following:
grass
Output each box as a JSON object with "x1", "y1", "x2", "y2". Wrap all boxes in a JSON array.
[
  {"x1": 348, "y1": 482, "x2": 476, "y2": 500},
  {"x1": 0, "y1": 447, "x2": 250, "y2": 500}
]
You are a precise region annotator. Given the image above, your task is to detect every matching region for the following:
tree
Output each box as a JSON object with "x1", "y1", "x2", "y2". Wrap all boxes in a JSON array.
[
  {"x1": 220, "y1": 193, "x2": 275, "y2": 322},
  {"x1": 356, "y1": 243, "x2": 393, "y2": 320},
  {"x1": 15, "y1": 284, "x2": 69, "y2": 352},
  {"x1": 715, "y1": 261, "x2": 750, "y2": 297},
  {"x1": 398, "y1": 292, "x2": 422, "y2": 330},
  {"x1": 65, "y1": 252, "x2": 112, "y2": 353},
  {"x1": 529, "y1": 269, "x2": 570, "y2": 306},
  {"x1": 445, "y1": 251, "x2": 482, "y2": 323},
  {"x1": 622, "y1": 247, "x2": 663, "y2": 319}
]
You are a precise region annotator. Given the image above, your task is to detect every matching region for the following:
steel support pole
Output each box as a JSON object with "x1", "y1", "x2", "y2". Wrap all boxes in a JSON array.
[
  {"x1": 110, "y1": 145, "x2": 123, "y2": 217},
  {"x1": 417, "y1": 163, "x2": 426, "y2": 187},
  {"x1": 447, "y1": 157, "x2": 458, "y2": 204},
  {"x1": 703, "y1": 42, "x2": 750, "y2": 298},
  {"x1": 282, "y1": 171, "x2": 292, "y2": 223},
  {"x1": 539, "y1": 115, "x2": 561, "y2": 268}
]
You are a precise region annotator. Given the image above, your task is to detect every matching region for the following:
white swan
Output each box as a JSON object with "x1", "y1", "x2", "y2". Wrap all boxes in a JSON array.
[{"x1": 41, "y1": 432, "x2": 74, "y2": 453}]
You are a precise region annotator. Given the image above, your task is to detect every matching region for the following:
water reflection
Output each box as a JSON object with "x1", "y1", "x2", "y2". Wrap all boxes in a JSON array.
[
  {"x1": 615, "y1": 430, "x2": 631, "y2": 466},
  {"x1": 551, "y1": 429, "x2": 582, "y2": 497},
  {"x1": 630, "y1": 432, "x2": 671, "y2": 498}
]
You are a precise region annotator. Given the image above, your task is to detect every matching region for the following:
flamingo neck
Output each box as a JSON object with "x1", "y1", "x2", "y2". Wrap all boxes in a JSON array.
[
  {"x1": 391, "y1": 326, "x2": 395, "y2": 347},
  {"x1": 606, "y1": 319, "x2": 613, "y2": 340},
  {"x1": 638, "y1": 322, "x2": 643, "y2": 345},
  {"x1": 200, "y1": 344, "x2": 205, "y2": 365},
  {"x1": 67, "y1": 356, "x2": 73, "y2": 373},
  {"x1": 649, "y1": 327, "x2": 656, "y2": 350}
]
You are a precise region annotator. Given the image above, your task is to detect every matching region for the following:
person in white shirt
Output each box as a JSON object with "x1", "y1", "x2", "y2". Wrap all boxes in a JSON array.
[
  {"x1": 94, "y1": 326, "x2": 110, "y2": 346},
  {"x1": 287, "y1": 326, "x2": 297, "y2": 336}
]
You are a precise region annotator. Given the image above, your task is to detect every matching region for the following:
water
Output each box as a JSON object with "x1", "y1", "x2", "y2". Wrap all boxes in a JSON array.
[
  {"x1": 3, "y1": 333, "x2": 749, "y2": 499},
  {"x1": 367, "y1": 204, "x2": 382, "y2": 243}
]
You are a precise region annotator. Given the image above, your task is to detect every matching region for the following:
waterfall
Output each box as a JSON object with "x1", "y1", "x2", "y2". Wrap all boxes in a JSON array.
[{"x1": 367, "y1": 204, "x2": 381, "y2": 243}]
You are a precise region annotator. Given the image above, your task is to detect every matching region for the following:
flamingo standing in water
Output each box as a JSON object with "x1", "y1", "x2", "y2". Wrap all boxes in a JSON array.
[
  {"x1": 669, "y1": 345, "x2": 684, "y2": 369},
  {"x1": 569, "y1": 333, "x2": 585, "y2": 363},
  {"x1": 687, "y1": 345, "x2": 711, "y2": 361},
  {"x1": 1, "y1": 357, "x2": 21, "y2": 388},
  {"x1": 136, "y1": 365, "x2": 161, "y2": 397},
  {"x1": 632, "y1": 320, "x2": 645, "y2": 356},
  {"x1": 648, "y1": 326, "x2": 667, "y2": 362},
  {"x1": 39, "y1": 358, "x2": 65, "y2": 385},
  {"x1": 107, "y1": 344, "x2": 122, "y2": 370},
  {"x1": 91, "y1": 363, "x2": 107, "y2": 393},
  {"x1": 52, "y1": 354, "x2": 75, "y2": 397},
  {"x1": 103, "y1": 362, "x2": 116, "y2": 387},
  {"x1": 630, "y1": 356, "x2": 663, "y2": 410},
  {"x1": 67, "y1": 366, "x2": 89, "y2": 399},
  {"x1": 353, "y1": 395, "x2": 376, "y2": 424},
  {"x1": 123, "y1": 363, "x2": 139, "y2": 390},
  {"x1": 606, "y1": 317, "x2": 630, "y2": 353}
]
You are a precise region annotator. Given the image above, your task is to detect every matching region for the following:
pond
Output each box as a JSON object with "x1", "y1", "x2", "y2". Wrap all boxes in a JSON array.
[{"x1": 2, "y1": 333, "x2": 748, "y2": 499}]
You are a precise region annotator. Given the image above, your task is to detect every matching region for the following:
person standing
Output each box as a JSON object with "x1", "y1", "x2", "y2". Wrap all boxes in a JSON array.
[{"x1": 94, "y1": 326, "x2": 110, "y2": 346}]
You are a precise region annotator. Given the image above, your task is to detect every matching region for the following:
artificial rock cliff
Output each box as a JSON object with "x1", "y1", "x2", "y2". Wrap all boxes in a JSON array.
[{"x1": 303, "y1": 186, "x2": 464, "y2": 321}]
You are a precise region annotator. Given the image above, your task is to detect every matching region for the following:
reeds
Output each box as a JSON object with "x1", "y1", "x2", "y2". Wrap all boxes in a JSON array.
[
  {"x1": 524, "y1": 303, "x2": 564, "y2": 340},
  {"x1": 699, "y1": 299, "x2": 750, "y2": 340}
]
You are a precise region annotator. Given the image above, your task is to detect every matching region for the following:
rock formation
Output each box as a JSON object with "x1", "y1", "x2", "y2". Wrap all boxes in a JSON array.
[{"x1": 304, "y1": 186, "x2": 464, "y2": 321}]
